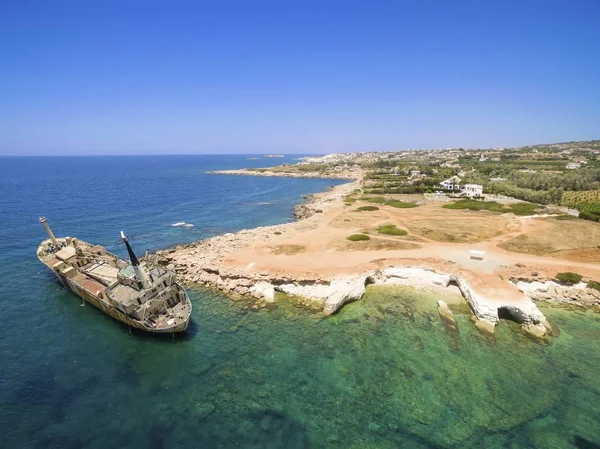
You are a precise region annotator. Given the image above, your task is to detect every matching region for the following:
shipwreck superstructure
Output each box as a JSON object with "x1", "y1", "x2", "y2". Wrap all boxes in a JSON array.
[{"x1": 37, "y1": 217, "x2": 191, "y2": 333}]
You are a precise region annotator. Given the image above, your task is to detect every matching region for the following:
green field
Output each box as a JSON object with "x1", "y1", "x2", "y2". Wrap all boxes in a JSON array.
[
  {"x1": 443, "y1": 199, "x2": 540, "y2": 216},
  {"x1": 362, "y1": 197, "x2": 418, "y2": 208},
  {"x1": 561, "y1": 190, "x2": 600, "y2": 221}
]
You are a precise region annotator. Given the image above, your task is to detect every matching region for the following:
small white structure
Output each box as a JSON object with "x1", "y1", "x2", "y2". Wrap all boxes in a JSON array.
[
  {"x1": 470, "y1": 250, "x2": 485, "y2": 261},
  {"x1": 440, "y1": 175, "x2": 462, "y2": 190},
  {"x1": 409, "y1": 170, "x2": 421, "y2": 178},
  {"x1": 462, "y1": 184, "x2": 483, "y2": 197},
  {"x1": 566, "y1": 162, "x2": 581, "y2": 170}
]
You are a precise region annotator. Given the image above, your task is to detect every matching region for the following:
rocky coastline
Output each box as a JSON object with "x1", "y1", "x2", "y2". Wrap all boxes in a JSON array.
[
  {"x1": 208, "y1": 168, "x2": 362, "y2": 180},
  {"x1": 152, "y1": 175, "x2": 600, "y2": 341}
]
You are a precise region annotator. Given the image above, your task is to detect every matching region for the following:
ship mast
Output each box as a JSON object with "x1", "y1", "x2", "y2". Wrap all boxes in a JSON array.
[
  {"x1": 120, "y1": 231, "x2": 151, "y2": 289},
  {"x1": 39, "y1": 217, "x2": 60, "y2": 249}
]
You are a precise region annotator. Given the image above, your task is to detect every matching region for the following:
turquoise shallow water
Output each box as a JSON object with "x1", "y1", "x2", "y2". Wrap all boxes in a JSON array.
[{"x1": 1, "y1": 156, "x2": 600, "y2": 448}]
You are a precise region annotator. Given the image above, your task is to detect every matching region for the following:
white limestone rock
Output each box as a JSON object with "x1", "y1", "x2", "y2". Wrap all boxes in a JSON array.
[
  {"x1": 323, "y1": 276, "x2": 368, "y2": 315},
  {"x1": 250, "y1": 282, "x2": 276, "y2": 302}
]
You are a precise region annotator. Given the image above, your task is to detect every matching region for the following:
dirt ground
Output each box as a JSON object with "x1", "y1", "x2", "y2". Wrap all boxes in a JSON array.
[{"x1": 222, "y1": 193, "x2": 600, "y2": 299}]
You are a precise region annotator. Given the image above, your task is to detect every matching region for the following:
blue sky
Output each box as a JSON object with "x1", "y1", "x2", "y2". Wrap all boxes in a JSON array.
[{"x1": 1, "y1": 0, "x2": 599, "y2": 155}]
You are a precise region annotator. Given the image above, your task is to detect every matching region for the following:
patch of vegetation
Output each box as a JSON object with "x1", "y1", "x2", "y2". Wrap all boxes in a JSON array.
[
  {"x1": 385, "y1": 199, "x2": 418, "y2": 208},
  {"x1": 356, "y1": 206, "x2": 379, "y2": 212},
  {"x1": 443, "y1": 199, "x2": 540, "y2": 215},
  {"x1": 274, "y1": 231, "x2": 282, "y2": 235},
  {"x1": 271, "y1": 244, "x2": 306, "y2": 255},
  {"x1": 343, "y1": 195, "x2": 357, "y2": 205},
  {"x1": 554, "y1": 215, "x2": 579, "y2": 220},
  {"x1": 377, "y1": 224, "x2": 408, "y2": 236},
  {"x1": 561, "y1": 190, "x2": 600, "y2": 207},
  {"x1": 579, "y1": 209, "x2": 600, "y2": 222},
  {"x1": 361, "y1": 196, "x2": 417, "y2": 208},
  {"x1": 346, "y1": 234, "x2": 371, "y2": 241},
  {"x1": 508, "y1": 202, "x2": 540, "y2": 216},
  {"x1": 561, "y1": 190, "x2": 600, "y2": 222},
  {"x1": 443, "y1": 199, "x2": 510, "y2": 213},
  {"x1": 361, "y1": 196, "x2": 386, "y2": 204},
  {"x1": 555, "y1": 272, "x2": 583, "y2": 286},
  {"x1": 588, "y1": 280, "x2": 600, "y2": 292}
]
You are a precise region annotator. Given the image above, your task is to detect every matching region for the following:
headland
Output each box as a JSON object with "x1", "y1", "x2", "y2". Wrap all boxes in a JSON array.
[{"x1": 159, "y1": 142, "x2": 600, "y2": 341}]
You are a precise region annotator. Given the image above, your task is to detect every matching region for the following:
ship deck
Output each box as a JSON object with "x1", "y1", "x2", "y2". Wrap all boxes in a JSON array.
[
  {"x1": 82, "y1": 261, "x2": 120, "y2": 285},
  {"x1": 110, "y1": 283, "x2": 141, "y2": 307},
  {"x1": 72, "y1": 273, "x2": 110, "y2": 305}
]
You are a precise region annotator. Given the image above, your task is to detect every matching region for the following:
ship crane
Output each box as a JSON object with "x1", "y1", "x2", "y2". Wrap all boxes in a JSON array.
[{"x1": 120, "y1": 231, "x2": 151, "y2": 289}]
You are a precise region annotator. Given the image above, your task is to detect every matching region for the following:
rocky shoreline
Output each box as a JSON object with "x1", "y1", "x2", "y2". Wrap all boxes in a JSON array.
[{"x1": 208, "y1": 168, "x2": 362, "y2": 180}]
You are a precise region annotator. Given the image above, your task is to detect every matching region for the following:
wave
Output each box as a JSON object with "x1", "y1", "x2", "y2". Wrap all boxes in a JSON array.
[{"x1": 170, "y1": 222, "x2": 194, "y2": 228}]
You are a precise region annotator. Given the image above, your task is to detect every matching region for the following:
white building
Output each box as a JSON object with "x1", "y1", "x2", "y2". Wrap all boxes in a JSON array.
[
  {"x1": 566, "y1": 162, "x2": 581, "y2": 170},
  {"x1": 440, "y1": 175, "x2": 462, "y2": 190},
  {"x1": 462, "y1": 184, "x2": 483, "y2": 197}
]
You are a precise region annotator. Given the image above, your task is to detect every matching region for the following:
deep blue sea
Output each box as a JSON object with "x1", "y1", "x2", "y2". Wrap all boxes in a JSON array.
[{"x1": 1, "y1": 155, "x2": 599, "y2": 449}]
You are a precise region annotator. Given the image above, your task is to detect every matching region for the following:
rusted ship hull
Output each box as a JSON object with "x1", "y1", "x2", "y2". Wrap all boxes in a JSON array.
[{"x1": 37, "y1": 235, "x2": 192, "y2": 334}]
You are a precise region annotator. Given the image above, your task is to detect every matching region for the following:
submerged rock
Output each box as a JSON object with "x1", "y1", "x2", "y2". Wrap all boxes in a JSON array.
[
  {"x1": 437, "y1": 300, "x2": 458, "y2": 332},
  {"x1": 196, "y1": 402, "x2": 215, "y2": 419},
  {"x1": 474, "y1": 317, "x2": 496, "y2": 338}
]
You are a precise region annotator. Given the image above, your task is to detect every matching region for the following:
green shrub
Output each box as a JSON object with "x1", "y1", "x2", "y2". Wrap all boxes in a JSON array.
[
  {"x1": 347, "y1": 234, "x2": 371, "y2": 241},
  {"x1": 384, "y1": 199, "x2": 418, "y2": 208},
  {"x1": 356, "y1": 206, "x2": 379, "y2": 212},
  {"x1": 377, "y1": 224, "x2": 407, "y2": 236},
  {"x1": 580, "y1": 210, "x2": 600, "y2": 222},
  {"x1": 588, "y1": 280, "x2": 600, "y2": 292},
  {"x1": 274, "y1": 231, "x2": 282, "y2": 235},
  {"x1": 555, "y1": 272, "x2": 583, "y2": 285}
]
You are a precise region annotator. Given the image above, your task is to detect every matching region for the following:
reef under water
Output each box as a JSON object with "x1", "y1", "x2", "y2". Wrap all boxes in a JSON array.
[{"x1": 6, "y1": 283, "x2": 599, "y2": 449}]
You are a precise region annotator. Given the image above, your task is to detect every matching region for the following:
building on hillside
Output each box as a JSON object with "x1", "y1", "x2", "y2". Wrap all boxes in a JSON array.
[
  {"x1": 566, "y1": 162, "x2": 581, "y2": 169},
  {"x1": 490, "y1": 177, "x2": 507, "y2": 182},
  {"x1": 462, "y1": 184, "x2": 483, "y2": 197},
  {"x1": 441, "y1": 160, "x2": 460, "y2": 168},
  {"x1": 409, "y1": 170, "x2": 421, "y2": 179},
  {"x1": 440, "y1": 175, "x2": 462, "y2": 190}
]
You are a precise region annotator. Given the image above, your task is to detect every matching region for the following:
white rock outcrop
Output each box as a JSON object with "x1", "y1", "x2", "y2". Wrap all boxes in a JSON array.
[
  {"x1": 323, "y1": 277, "x2": 368, "y2": 315},
  {"x1": 249, "y1": 282, "x2": 275, "y2": 302},
  {"x1": 242, "y1": 267, "x2": 552, "y2": 337},
  {"x1": 514, "y1": 280, "x2": 600, "y2": 307}
]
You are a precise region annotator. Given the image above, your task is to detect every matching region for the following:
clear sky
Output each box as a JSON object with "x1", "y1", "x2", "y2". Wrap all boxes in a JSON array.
[{"x1": 1, "y1": 0, "x2": 599, "y2": 155}]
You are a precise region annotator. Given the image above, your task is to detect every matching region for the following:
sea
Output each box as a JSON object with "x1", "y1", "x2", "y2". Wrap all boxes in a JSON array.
[{"x1": 0, "y1": 155, "x2": 599, "y2": 449}]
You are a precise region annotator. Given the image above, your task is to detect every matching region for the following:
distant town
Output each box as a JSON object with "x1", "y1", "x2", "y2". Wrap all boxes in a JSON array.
[{"x1": 293, "y1": 140, "x2": 600, "y2": 221}]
